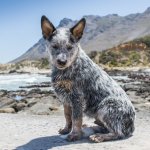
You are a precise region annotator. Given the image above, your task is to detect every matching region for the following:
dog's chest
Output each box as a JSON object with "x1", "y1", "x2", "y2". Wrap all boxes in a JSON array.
[
  {"x1": 52, "y1": 79, "x2": 73, "y2": 92},
  {"x1": 51, "y1": 72, "x2": 73, "y2": 103}
]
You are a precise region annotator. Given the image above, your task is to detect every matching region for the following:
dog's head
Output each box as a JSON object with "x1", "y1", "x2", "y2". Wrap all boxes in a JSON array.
[{"x1": 41, "y1": 16, "x2": 86, "y2": 70}]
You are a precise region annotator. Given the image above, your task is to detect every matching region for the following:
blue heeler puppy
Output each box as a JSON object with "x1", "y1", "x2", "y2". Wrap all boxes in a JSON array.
[{"x1": 41, "y1": 16, "x2": 135, "y2": 142}]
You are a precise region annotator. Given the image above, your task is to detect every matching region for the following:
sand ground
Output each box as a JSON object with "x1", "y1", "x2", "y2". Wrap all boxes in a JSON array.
[{"x1": 0, "y1": 110, "x2": 150, "y2": 150}]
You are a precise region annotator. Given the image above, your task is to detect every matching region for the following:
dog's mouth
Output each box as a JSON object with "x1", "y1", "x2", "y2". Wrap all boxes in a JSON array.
[{"x1": 56, "y1": 64, "x2": 68, "y2": 70}]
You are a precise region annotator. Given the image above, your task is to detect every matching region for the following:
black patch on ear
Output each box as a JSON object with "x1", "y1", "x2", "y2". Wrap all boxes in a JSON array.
[
  {"x1": 70, "y1": 18, "x2": 86, "y2": 42},
  {"x1": 70, "y1": 34, "x2": 76, "y2": 43},
  {"x1": 41, "y1": 15, "x2": 56, "y2": 39},
  {"x1": 48, "y1": 30, "x2": 57, "y2": 41}
]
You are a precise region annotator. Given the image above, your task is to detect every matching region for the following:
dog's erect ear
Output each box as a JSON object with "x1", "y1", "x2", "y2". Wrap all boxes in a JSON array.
[
  {"x1": 41, "y1": 15, "x2": 56, "y2": 39},
  {"x1": 70, "y1": 18, "x2": 86, "y2": 41}
]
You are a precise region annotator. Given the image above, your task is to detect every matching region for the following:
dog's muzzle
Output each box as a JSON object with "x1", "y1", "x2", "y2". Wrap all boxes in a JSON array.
[
  {"x1": 56, "y1": 53, "x2": 68, "y2": 68},
  {"x1": 57, "y1": 59, "x2": 67, "y2": 66}
]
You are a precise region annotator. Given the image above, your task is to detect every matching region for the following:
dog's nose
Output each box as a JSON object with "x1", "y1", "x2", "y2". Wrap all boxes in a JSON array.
[{"x1": 57, "y1": 59, "x2": 67, "y2": 66}]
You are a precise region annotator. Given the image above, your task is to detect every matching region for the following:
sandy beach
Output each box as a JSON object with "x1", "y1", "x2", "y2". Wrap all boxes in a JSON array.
[{"x1": 0, "y1": 110, "x2": 150, "y2": 150}]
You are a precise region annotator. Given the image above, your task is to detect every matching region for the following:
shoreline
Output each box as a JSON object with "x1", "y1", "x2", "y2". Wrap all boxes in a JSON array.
[
  {"x1": 0, "y1": 65, "x2": 150, "y2": 75},
  {"x1": 0, "y1": 68, "x2": 150, "y2": 115}
]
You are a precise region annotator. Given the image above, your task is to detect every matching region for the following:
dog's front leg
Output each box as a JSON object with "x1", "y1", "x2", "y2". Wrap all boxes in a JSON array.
[
  {"x1": 66, "y1": 100, "x2": 83, "y2": 142},
  {"x1": 59, "y1": 103, "x2": 72, "y2": 135}
]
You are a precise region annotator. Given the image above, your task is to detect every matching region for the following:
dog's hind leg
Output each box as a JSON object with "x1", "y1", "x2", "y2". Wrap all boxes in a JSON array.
[
  {"x1": 89, "y1": 97, "x2": 135, "y2": 143},
  {"x1": 94, "y1": 114, "x2": 112, "y2": 133},
  {"x1": 90, "y1": 118, "x2": 120, "y2": 142},
  {"x1": 89, "y1": 132, "x2": 119, "y2": 143}
]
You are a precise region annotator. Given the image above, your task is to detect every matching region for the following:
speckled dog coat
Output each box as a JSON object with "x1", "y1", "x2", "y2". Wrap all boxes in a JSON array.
[{"x1": 41, "y1": 16, "x2": 135, "y2": 142}]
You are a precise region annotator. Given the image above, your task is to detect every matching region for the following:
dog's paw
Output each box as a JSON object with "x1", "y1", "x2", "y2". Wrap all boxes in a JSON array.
[
  {"x1": 89, "y1": 134, "x2": 104, "y2": 143},
  {"x1": 58, "y1": 127, "x2": 71, "y2": 135},
  {"x1": 66, "y1": 132, "x2": 82, "y2": 142}
]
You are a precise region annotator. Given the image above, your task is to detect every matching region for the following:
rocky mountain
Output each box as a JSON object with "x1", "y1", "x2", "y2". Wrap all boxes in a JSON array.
[
  {"x1": 11, "y1": 7, "x2": 150, "y2": 63},
  {"x1": 11, "y1": 38, "x2": 48, "y2": 63}
]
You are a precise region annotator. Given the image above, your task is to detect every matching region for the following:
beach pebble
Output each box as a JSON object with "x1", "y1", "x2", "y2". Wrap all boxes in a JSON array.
[{"x1": 0, "y1": 107, "x2": 16, "y2": 113}]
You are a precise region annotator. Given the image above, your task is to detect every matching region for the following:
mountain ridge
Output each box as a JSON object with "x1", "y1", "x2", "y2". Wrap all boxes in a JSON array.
[{"x1": 11, "y1": 7, "x2": 150, "y2": 63}]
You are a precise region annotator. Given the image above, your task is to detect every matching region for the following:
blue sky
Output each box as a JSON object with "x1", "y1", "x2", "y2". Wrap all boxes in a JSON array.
[{"x1": 0, "y1": 0, "x2": 150, "y2": 63}]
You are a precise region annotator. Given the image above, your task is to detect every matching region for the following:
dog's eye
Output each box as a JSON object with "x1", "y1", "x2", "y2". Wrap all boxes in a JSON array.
[
  {"x1": 52, "y1": 44, "x2": 59, "y2": 49},
  {"x1": 67, "y1": 45, "x2": 73, "y2": 50}
]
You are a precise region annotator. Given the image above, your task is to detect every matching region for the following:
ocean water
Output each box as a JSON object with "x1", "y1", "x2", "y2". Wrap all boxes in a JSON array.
[
  {"x1": 0, "y1": 73, "x2": 130, "y2": 91},
  {"x1": 0, "y1": 74, "x2": 51, "y2": 91}
]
